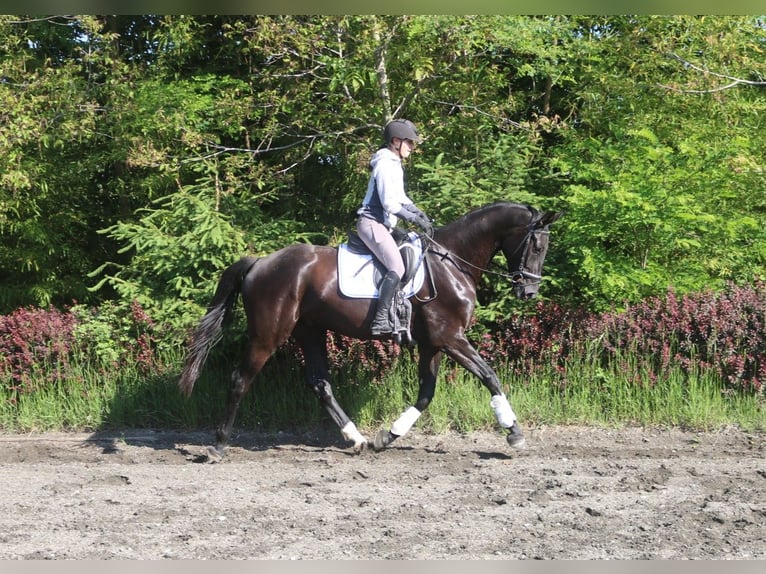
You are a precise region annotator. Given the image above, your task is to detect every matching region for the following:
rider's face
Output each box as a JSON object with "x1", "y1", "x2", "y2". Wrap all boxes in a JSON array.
[{"x1": 393, "y1": 138, "x2": 415, "y2": 159}]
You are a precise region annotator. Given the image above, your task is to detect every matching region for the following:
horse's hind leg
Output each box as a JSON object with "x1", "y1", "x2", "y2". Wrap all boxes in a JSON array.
[
  {"x1": 297, "y1": 328, "x2": 367, "y2": 453},
  {"x1": 210, "y1": 343, "x2": 270, "y2": 459}
]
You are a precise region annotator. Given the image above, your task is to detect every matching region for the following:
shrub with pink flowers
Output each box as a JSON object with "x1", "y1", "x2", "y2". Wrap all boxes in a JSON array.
[
  {"x1": 2, "y1": 282, "x2": 765, "y2": 405},
  {"x1": 476, "y1": 301, "x2": 591, "y2": 377},
  {"x1": 476, "y1": 281, "x2": 766, "y2": 393},
  {"x1": 589, "y1": 282, "x2": 766, "y2": 392},
  {"x1": 1, "y1": 301, "x2": 164, "y2": 396},
  {"x1": 0, "y1": 306, "x2": 80, "y2": 393}
]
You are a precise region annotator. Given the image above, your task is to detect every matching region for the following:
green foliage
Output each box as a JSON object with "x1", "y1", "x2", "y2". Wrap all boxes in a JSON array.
[
  {"x1": 69, "y1": 302, "x2": 164, "y2": 365},
  {"x1": 547, "y1": 15, "x2": 766, "y2": 310},
  {"x1": 558, "y1": 125, "x2": 766, "y2": 309},
  {"x1": 0, "y1": 16, "x2": 117, "y2": 310},
  {"x1": 416, "y1": 133, "x2": 543, "y2": 219},
  {"x1": 1, "y1": 14, "x2": 765, "y2": 323},
  {"x1": 89, "y1": 181, "x2": 250, "y2": 330}
]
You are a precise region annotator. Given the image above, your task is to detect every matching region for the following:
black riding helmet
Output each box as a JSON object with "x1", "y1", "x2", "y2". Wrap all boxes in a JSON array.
[{"x1": 383, "y1": 119, "x2": 423, "y2": 145}]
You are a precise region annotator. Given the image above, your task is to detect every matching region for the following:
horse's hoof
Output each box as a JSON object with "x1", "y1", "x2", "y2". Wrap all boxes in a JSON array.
[
  {"x1": 206, "y1": 445, "x2": 224, "y2": 462},
  {"x1": 373, "y1": 429, "x2": 397, "y2": 452},
  {"x1": 506, "y1": 422, "x2": 527, "y2": 450},
  {"x1": 353, "y1": 440, "x2": 368, "y2": 454}
]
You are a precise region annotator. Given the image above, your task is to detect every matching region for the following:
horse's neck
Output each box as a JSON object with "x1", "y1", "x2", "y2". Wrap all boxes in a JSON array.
[
  {"x1": 436, "y1": 223, "x2": 501, "y2": 280},
  {"x1": 436, "y1": 203, "x2": 530, "y2": 276}
]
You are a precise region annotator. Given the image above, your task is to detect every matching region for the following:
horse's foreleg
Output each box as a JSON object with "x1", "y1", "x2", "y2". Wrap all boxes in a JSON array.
[
  {"x1": 374, "y1": 347, "x2": 442, "y2": 451},
  {"x1": 443, "y1": 337, "x2": 526, "y2": 450},
  {"x1": 300, "y1": 331, "x2": 367, "y2": 453}
]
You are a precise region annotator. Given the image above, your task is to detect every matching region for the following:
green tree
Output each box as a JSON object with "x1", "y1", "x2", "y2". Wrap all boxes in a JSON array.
[
  {"x1": 550, "y1": 15, "x2": 766, "y2": 310},
  {"x1": 0, "y1": 16, "x2": 121, "y2": 310},
  {"x1": 2, "y1": 15, "x2": 765, "y2": 323},
  {"x1": 90, "y1": 176, "x2": 302, "y2": 329}
]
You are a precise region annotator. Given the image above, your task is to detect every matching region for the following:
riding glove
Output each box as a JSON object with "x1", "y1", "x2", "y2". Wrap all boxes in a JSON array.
[{"x1": 396, "y1": 204, "x2": 434, "y2": 237}]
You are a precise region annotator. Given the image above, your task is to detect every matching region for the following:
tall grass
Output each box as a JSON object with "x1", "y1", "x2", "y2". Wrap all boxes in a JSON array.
[
  {"x1": 512, "y1": 350, "x2": 763, "y2": 430},
  {"x1": 1, "y1": 345, "x2": 763, "y2": 434}
]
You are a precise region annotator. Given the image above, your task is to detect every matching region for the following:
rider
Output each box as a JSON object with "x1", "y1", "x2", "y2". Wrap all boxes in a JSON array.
[{"x1": 356, "y1": 118, "x2": 434, "y2": 335}]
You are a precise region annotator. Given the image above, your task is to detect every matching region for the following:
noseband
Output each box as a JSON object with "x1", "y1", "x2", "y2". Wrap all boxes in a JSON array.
[{"x1": 508, "y1": 227, "x2": 549, "y2": 287}]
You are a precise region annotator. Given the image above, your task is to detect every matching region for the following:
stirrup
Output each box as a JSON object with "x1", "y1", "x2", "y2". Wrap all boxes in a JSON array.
[
  {"x1": 394, "y1": 294, "x2": 412, "y2": 342},
  {"x1": 392, "y1": 328, "x2": 414, "y2": 346}
]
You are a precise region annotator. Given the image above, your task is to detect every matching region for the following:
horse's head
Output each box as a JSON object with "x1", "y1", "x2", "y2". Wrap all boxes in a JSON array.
[{"x1": 502, "y1": 210, "x2": 563, "y2": 299}]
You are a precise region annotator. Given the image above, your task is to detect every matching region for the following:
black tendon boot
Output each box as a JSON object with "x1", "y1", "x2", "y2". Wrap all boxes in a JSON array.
[{"x1": 371, "y1": 270, "x2": 401, "y2": 335}]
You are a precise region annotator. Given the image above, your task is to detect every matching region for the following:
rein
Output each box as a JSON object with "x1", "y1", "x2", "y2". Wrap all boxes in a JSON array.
[{"x1": 422, "y1": 228, "x2": 548, "y2": 284}]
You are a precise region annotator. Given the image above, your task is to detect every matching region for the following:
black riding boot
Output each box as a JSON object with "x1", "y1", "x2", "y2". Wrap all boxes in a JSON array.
[{"x1": 371, "y1": 270, "x2": 401, "y2": 335}]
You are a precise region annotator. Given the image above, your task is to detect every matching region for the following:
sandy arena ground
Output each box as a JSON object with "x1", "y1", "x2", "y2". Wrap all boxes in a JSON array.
[{"x1": 0, "y1": 425, "x2": 764, "y2": 560}]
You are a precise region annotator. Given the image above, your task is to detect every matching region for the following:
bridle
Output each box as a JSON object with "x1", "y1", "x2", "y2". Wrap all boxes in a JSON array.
[
  {"x1": 509, "y1": 227, "x2": 549, "y2": 286},
  {"x1": 423, "y1": 225, "x2": 548, "y2": 284}
]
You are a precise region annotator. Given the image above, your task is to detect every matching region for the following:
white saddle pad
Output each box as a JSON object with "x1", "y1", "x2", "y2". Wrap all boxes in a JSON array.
[{"x1": 337, "y1": 233, "x2": 425, "y2": 299}]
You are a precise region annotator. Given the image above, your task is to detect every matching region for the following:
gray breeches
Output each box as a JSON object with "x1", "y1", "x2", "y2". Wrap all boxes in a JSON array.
[{"x1": 356, "y1": 217, "x2": 405, "y2": 278}]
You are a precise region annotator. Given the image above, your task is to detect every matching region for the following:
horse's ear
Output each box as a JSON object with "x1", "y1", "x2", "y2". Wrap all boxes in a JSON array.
[{"x1": 538, "y1": 210, "x2": 564, "y2": 228}]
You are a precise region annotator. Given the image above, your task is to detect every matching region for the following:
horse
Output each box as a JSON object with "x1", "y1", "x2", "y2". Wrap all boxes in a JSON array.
[{"x1": 178, "y1": 201, "x2": 562, "y2": 458}]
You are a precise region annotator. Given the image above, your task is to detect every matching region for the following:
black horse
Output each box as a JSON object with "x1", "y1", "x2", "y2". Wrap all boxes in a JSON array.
[{"x1": 179, "y1": 201, "x2": 562, "y2": 457}]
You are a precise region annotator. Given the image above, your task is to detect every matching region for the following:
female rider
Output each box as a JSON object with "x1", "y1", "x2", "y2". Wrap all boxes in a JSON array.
[{"x1": 356, "y1": 119, "x2": 433, "y2": 335}]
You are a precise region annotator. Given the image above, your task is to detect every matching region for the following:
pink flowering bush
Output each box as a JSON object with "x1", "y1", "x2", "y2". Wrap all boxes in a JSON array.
[
  {"x1": 2, "y1": 282, "x2": 765, "y2": 400},
  {"x1": 0, "y1": 306, "x2": 79, "y2": 393},
  {"x1": 590, "y1": 283, "x2": 766, "y2": 391},
  {"x1": 476, "y1": 281, "x2": 766, "y2": 393},
  {"x1": 1, "y1": 301, "x2": 163, "y2": 395}
]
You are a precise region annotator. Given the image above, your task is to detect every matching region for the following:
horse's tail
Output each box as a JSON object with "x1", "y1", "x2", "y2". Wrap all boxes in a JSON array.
[{"x1": 178, "y1": 256, "x2": 259, "y2": 397}]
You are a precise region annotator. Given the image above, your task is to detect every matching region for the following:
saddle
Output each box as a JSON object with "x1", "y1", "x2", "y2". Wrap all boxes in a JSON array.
[
  {"x1": 345, "y1": 228, "x2": 419, "y2": 286},
  {"x1": 337, "y1": 230, "x2": 427, "y2": 344}
]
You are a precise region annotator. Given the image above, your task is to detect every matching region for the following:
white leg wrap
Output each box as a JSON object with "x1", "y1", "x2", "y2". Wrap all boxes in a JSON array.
[
  {"x1": 390, "y1": 406, "x2": 421, "y2": 437},
  {"x1": 490, "y1": 394, "x2": 516, "y2": 428},
  {"x1": 341, "y1": 421, "x2": 366, "y2": 445}
]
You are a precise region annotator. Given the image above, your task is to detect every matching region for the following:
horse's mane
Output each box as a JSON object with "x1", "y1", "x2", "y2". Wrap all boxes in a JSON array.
[{"x1": 438, "y1": 201, "x2": 537, "y2": 243}]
